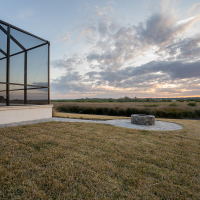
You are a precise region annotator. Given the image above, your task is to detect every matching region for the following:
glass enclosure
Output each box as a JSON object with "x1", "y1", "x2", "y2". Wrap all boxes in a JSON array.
[{"x1": 0, "y1": 20, "x2": 50, "y2": 106}]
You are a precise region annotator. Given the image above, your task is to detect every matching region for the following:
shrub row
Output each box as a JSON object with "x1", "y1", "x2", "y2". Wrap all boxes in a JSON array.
[{"x1": 57, "y1": 105, "x2": 200, "y2": 119}]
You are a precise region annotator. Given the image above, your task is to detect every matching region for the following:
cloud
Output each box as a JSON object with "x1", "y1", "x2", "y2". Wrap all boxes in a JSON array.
[
  {"x1": 177, "y1": 16, "x2": 195, "y2": 25},
  {"x1": 54, "y1": 31, "x2": 72, "y2": 44},
  {"x1": 86, "y1": 60, "x2": 200, "y2": 88},
  {"x1": 106, "y1": 0, "x2": 116, "y2": 6},
  {"x1": 77, "y1": 4, "x2": 200, "y2": 72},
  {"x1": 51, "y1": 71, "x2": 102, "y2": 94},
  {"x1": 17, "y1": 8, "x2": 35, "y2": 20},
  {"x1": 78, "y1": 25, "x2": 97, "y2": 43},
  {"x1": 51, "y1": 59, "x2": 200, "y2": 97},
  {"x1": 32, "y1": 82, "x2": 48, "y2": 87},
  {"x1": 159, "y1": 35, "x2": 200, "y2": 61},
  {"x1": 188, "y1": 3, "x2": 200, "y2": 14},
  {"x1": 95, "y1": 5, "x2": 114, "y2": 16},
  {"x1": 120, "y1": 60, "x2": 200, "y2": 80},
  {"x1": 51, "y1": 2, "x2": 200, "y2": 98},
  {"x1": 52, "y1": 54, "x2": 84, "y2": 71},
  {"x1": 134, "y1": 12, "x2": 200, "y2": 47}
]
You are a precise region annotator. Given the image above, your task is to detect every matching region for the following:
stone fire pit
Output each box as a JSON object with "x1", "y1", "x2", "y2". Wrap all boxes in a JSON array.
[{"x1": 131, "y1": 114, "x2": 155, "y2": 125}]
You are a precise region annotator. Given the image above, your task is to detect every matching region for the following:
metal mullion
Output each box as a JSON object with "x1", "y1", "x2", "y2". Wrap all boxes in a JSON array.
[
  {"x1": 0, "y1": 20, "x2": 48, "y2": 43},
  {"x1": 24, "y1": 51, "x2": 27, "y2": 104},
  {"x1": 0, "y1": 56, "x2": 7, "y2": 61},
  {"x1": 9, "y1": 50, "x2": 24, "y2": 57},
  {"x1": 6, "y1": 25, "x2": 10, "y2": 106},
  {"x1": 48, "y1": 42, "x2": 50, "y2": 104},
  {"x1": 0, "y1": 87, "x2": 44, "y2": 93},
  {"x1": 0, "y1": 49, "x2": 7, "y2": 56},
  {"x1": 10, "y1": 35, "x2": 26, "y2": 50},
  {"x1": 0, "y1": 25, "x2": 26, "y2": 51},
  {"x1": 8, "y1": 42, "x2": 48, "y2": 58},
  {"x1": 0, "y1": 82, "x2": 48, "y2": 88}
]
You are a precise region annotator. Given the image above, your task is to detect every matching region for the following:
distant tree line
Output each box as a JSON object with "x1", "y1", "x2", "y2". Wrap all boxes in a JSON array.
[{"x1": 52, "y1": 96, "x2": 200, "y2": 103}]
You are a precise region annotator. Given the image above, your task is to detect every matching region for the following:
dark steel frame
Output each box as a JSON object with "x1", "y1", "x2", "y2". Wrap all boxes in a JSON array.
[{"x1": 0, "y1": 20, "x2": 50, "y2": 105}]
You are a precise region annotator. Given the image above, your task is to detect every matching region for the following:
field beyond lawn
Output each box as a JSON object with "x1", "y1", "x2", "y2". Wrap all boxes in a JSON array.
[
  {"x1": 53, "y1": 101, "x2": 200, "y2": 119},
  {"x1": 0, "y1": 119, "x2": 200, "y2": 199}
]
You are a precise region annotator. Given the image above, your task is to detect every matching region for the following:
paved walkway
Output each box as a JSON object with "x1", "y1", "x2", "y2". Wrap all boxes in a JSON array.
[{"x1": 0, "y1": 117, "x2": 183, "y2": 131}]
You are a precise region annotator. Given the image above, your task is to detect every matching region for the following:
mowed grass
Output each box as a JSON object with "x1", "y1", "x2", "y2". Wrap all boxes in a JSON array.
[{"x1": 0, "y1": 119, "x2": 200, "y2": 199}]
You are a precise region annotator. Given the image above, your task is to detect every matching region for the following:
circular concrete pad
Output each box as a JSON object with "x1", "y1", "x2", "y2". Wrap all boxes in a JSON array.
[
  {"x1": 0, "y1": 118, "x2": 183, "y2": 131},
  {"x1": 104, "y1": 119, "x2": 183, "y2": 131}
]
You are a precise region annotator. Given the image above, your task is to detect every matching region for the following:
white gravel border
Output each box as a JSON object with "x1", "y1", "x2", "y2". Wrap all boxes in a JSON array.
[{"x1": 0, "y1": 117, "x2": 183, "y2": 131}]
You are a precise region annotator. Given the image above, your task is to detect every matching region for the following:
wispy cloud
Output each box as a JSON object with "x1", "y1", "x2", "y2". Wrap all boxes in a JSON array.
[
  {"x1": 54, "y1": 31, "x2": 72, "y2": 44},
  {"x1": 95, "y1": 5, "x2": 114, "y2": 16},
  {"x1": 17, "y1": 8, "x2": 35, "y2": 20},
  {"x1": 188, "y1": 2, "x2": 200, "y2": 14},
  {"x1": 51, "y1": 1, "x2": 200, "y2": 98},
  {"x1": 52, "y1": 54, "x2": 84, "y2": 71}
]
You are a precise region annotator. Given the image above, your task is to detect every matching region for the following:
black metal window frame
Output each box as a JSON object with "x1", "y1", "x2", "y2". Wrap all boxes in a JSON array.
[{"x1": 0, "y1": 20, "x2": 50, "y2": 106}]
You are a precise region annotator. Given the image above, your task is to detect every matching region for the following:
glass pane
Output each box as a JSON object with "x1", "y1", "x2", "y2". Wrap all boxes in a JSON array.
[
  {"x1": 10, "y1": 39, "x2": 23, "y2": 55},
  {"x1": 10, "y1": 53, "x2": 24, "y2": 84},
  {"x1": 27, "y1": 44, "x2": 48, "y2": 86},
  {"x1": 0, "y1": 23, "x2": 8, "y2": 30},
  {"x1": 27, "y1": 88, "x2": 48, "y2": 105},
  {"x1": 0, "y1": 52, "x2": 5, "y2": 59},
  {"x1": 0, "y1": 83, "x2": 6, "y2": 92},
  {"x1": 9, "y1": 85, "x2": 24, "y2": 105},
  {"x1": 9, "y1": 84, "x2": 24, "y2": 92},
  {"x1": 0, "y1": 84, "x2": 6, "y2": 106},
  {"x1": 0, "y1": 58, "x2": 7, "y2": 82},
  {"x1": 9, "y1": 91, "x2": 24, "y2": 105},
  {"x1": 0, "y1": 23, "x2": 7, "y2": 53},
  {"x1": 10, "y1": 27, "x2": 45, "y2": 49}
]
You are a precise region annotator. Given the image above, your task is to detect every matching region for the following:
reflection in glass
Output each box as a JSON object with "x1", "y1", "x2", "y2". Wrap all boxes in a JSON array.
[
  {"x1": 10, "y1": 53, "x2": 24, "y2": 84},
  {"x1": 0, "y1": 52, "x2": 5, "y2": 59},
  {"x1": 0, "y1": 58, "x2": 6, "y2": 83},
  {"x1": 0, "y1": 84, "x2": 6, "y2": 105},
  {"x1": 0, "y1": 83, "x2": 6, "y2": 91},
  {"x1": 10, "y1": 91, "x2": 24, "y2": 105},
  {"x1": 10, "y1": 28, "x2": 45, "y2": 50},
  {"x1": 0, "y1": 23, "x2": 8, "y2": 31},
  {"x1": 27, "y1": 88, "x2": 48, "y2": 104},
  {"x1": 9, "y1": 85, "x2": 24, "y2": 105},
  {"x1": 0, "y1": 21, "x2": 49, "y2": 106},
  {"x1": 10, "y1": 39, "x2": 23, "y2": 55},
  {"x1": 27, "y1": 44, "x2": 48, "y2": 86},
  {"x1": 0, "y1": 26, "x2": 7, "y2": 53}
]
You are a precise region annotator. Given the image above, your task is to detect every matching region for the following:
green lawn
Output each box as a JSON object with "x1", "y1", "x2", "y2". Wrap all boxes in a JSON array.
[{"x1": 0, "y1": 119, "x2": 200, "y2": 199}]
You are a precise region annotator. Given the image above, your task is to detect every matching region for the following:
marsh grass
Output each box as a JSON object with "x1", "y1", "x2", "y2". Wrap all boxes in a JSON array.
[
  {"x1": 52, "y1": 107, "x2": 57, "y2": 117},
  {"x1": 0, "y1": 119, "x2": 200, "y2": 199},
  {"x1": 188, "y1": 102, "x2": 197, "y2": 106},
  {"x1": 169, "y1": 103, "x2": 178, "y2": 107},
  {"x1": 143, "y1": 104, "x2": 159, "y2": 107},
  {"x1": 55, "y1": 102, "x2": 200, "y2": 119}
]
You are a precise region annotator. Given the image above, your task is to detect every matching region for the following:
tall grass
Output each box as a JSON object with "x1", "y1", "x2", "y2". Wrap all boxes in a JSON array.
[
  {"x1": 57, "y1": 105, "x2": 200, "y2": 119},
  {"x1": 52, "y1": 107, "x2": 57, "y2": 117},
  {"x1": 143, "y1": 104, "x2": 159, "y2": 107},
  {"x1": 188, "y1": 102, "x2": 197, "y2": 106},
  {"x1": 169, "y1": 103, "x2": 178, "y2": 107}
]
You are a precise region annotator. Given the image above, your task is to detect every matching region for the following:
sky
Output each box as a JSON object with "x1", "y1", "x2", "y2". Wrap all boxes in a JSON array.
[{"x1": 1, "y1": 0, "x2": 200, "y2": 99}]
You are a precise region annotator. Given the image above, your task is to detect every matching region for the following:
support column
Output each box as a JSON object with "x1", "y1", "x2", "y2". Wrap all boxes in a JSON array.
[
  {"x1": 48, "y1": 42, "x2": 50, "y2": 104},
  {"x1": 6, "y1": 25, "x2": 10, "y2": 106},
  {"x1": 24, "y1": 51, "x2": 27, "y2": 104}
]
